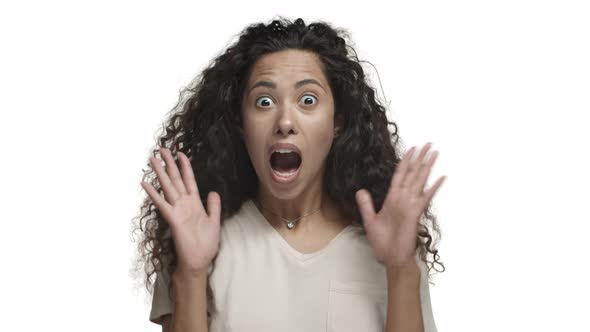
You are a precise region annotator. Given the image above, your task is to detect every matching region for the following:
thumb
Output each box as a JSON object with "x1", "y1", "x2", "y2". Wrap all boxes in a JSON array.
[
  {"x1": 207, "y1": 191, "x2": 222, "y2": 224},
  {"x1": 355, "y1": 189, "x2": 376, "y2": 226}
]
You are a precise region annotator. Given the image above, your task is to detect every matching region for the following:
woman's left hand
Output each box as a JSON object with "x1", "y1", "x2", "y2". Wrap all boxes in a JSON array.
[{"x1": 355, "y1": 143, "x2": 446, "y2": 270}]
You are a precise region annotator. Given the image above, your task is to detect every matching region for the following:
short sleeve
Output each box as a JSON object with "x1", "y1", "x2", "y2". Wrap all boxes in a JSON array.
[
  {"x1": 149, "y1": 263, "x2": 215, "y2": 325},
  {"x1": 149, "y1": 267, "x2": 174, "y2": 325},
  {"x1": 416, "y1": 254, "x2": 438, "y2": 332}
]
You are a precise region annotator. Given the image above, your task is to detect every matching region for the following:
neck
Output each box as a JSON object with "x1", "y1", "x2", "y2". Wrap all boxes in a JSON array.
[{"x1": 255, "y1": 185, "x2": 341, "y2": 231}]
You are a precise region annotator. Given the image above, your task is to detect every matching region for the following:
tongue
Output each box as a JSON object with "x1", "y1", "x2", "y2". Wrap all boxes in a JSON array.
[{"x1": 271, "y1": 152, "x2": 301, "y2": 172}]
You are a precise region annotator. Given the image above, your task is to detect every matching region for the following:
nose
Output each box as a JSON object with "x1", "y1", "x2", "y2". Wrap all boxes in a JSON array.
[{"x1": 275, "y1": 105, "x2": 297, "y2": 136}]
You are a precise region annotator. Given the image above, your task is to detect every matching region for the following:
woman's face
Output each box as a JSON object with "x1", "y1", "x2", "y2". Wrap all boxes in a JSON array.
[{"x1": 241, "y1": 49, "x2": 340, "y2": 200}]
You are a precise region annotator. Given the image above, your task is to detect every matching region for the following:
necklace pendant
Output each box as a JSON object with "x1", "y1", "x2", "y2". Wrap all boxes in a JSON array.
[{"x1": 287, "y1": 221, "x2": 295, "y2": 229}]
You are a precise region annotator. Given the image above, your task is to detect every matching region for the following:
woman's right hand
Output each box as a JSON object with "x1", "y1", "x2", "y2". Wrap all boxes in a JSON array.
[{"x1": 141, "y1": 147, "x2": 221, "y2": 278}]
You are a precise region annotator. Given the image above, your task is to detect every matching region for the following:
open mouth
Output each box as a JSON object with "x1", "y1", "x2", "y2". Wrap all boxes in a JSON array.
[{"x1": 270, "y1": 150, "x2": 302, "y2": 182}]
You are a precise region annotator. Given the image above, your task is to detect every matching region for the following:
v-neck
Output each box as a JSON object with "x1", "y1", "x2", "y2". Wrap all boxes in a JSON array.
[{"x1": 246, "y1": 200, "x2": 354, "y2": 263}]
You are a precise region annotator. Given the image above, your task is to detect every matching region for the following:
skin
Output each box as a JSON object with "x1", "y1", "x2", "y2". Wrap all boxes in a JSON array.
[
  {"x1": 355, "y1": 142, "x2": 446, "y2": 332},
  {"x1": 240, "y1": 48, "x2": 447, "y2": 331},
  {"x1": 240, "y1": 49, "x2": 347, "y2": 239},
  {"x1": 356, "y1": 142, "x2": 446, "y2": 269},
  {"x1": 144, "y1": 49, "x2": 447, "y2": 332}
]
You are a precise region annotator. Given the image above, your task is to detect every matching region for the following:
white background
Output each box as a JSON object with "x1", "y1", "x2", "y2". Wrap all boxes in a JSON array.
[{"x1": 1, "y1": 0, "x2": 589, "y2": 331}]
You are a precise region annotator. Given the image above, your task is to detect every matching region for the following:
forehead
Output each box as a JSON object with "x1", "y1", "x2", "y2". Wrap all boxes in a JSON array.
[{"x1": 246, "y1": 49, "x2": 327, "y2": 85}]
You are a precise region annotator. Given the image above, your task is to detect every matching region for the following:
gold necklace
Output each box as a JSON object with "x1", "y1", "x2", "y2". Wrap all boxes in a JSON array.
[{"x1": 256, "y1": 200, "x2": 322, "y2": 229}]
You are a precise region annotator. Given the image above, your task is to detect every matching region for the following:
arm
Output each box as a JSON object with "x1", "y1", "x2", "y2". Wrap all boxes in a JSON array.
[
  {"x1": 171, "y1": 270, "x2": 209, "y2": 332},
  {"x1": 161, "y1": 314, "x2": 173, "y2": 332},
  {"x1": 385, "y1": 261, "x2": 424, "y2": 332}
]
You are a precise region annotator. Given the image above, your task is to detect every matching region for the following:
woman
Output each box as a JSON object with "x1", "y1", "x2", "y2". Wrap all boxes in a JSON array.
[{"x1": 134, "y1": 17, "x2": 446, "y2": 332}]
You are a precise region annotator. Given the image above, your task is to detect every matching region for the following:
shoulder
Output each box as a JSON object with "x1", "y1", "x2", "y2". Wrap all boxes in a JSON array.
[
  {"x1": 331, "y1": 225, "x2": 389, "y2": 285},
  {"x1": 219, "y1": 199, "x2": 259, "y2": 242},
  {"x1": 342, "y1": 225, "x2": 376, "y2": 259},
  {"x1": 210, "y1": 199, "x2": 261, "y2": 271},
  {"x1": 343, "y1": 225, "x2": 430, "y2": 273}
]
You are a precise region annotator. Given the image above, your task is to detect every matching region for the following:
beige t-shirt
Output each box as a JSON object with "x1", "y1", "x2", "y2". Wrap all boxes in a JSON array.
[{"x1": 150, "y1": 199, "x2": 438, "y2": 332}]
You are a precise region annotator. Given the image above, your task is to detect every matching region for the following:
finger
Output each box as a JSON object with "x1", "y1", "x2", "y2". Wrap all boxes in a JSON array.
[
  {"x1": 161, "y1": 148, "x2": 187, "y2": 195},
  {"x1": 206, "y1": 191, "x2": 222, "y2": 224},
  {"x1": 412, "y1": 149, "x2": 438, "y2": 197},
  {"x1": 405, "y1": 143, "x2": 432, "y2": 190},
  {"x1": 178, "y1": 152, "x2": 199, "y2": 195},
  {"x1": 150, "y1": 154, "x2": 179, "y2": 204},
  {"x1": 140, "y1": 181, "x2": 171, "y2": 215},
  {"x1": 392, "y1": 146, "x2": 416, "y2": 190},
  {"x1": 355, "y1": 189, "x2": 376, "y2": 226},
  {"x1": 423, "y1": 175, "x2": 446, "y2": 205}
]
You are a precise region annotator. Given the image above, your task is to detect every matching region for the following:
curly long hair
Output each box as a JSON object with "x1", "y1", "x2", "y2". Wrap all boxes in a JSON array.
[{"x1": 131, "y1": 16, "x2": 445, "y2": 300}]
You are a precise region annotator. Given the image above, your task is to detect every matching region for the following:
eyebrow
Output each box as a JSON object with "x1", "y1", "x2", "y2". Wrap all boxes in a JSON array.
[{"x1": 248, "y1": 78, "x2": 326, "y2": 93}]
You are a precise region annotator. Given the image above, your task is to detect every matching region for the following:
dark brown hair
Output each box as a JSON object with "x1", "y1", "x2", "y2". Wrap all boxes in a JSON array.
[{"x1": 131, "y1": 16, "x2": 445, "y2": 299}]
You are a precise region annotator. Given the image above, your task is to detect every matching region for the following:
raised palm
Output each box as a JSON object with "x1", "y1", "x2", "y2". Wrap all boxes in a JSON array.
[
  {"x1": 141, "y1": 148, "x2": 221, "y2": 277},
  {"x1": 355, "y1": 143, "x2": 446, "y2": 270}
]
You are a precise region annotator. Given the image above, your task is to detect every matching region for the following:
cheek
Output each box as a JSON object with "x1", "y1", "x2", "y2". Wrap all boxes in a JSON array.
[
  {"x1": 317, "y1": 115, "x2": 335, "y2": 141},
  {"x1": 241, "y1": 115, "x2": 256, "y2": 144},
  {"x1": 243, "y1": 130, "x2": 259, "y2": 155},
  {"x1": 322, "y1": 123, "x2": 335, "y2": 140},
  {"x1": 310, "y1": 123, "x2": 335, "y2": 159},
  {"x1": 242, "y1": 123, "x2": 264, "y2": 160}
]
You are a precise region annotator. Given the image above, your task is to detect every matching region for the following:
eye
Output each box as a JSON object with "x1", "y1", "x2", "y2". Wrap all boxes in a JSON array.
[
  {"x1": 300, "y1": 94, "x2": 317, "y2": 106},
  {"x1": 255, "y1": 96, "x2": 274, "y2": 107}
]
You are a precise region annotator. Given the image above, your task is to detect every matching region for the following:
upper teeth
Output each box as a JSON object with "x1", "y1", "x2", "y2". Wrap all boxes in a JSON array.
[{"x1": 273, "y1": 149, "x2": 295, "y2": 154}]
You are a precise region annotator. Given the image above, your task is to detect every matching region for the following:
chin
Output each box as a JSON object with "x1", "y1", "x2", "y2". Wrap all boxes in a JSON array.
[
  {"x1": 261, "y1": 179, "x2": 303, "y2": 200},
  {"x1": 256, "y1": 169, "x2": 305, "y2": 200}
]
